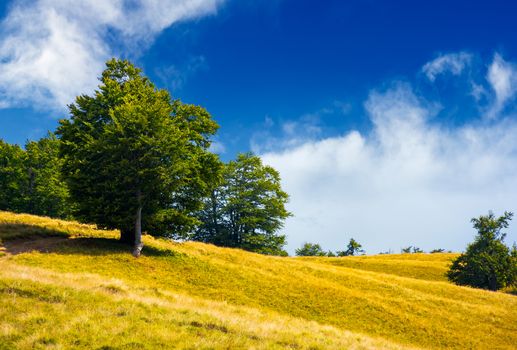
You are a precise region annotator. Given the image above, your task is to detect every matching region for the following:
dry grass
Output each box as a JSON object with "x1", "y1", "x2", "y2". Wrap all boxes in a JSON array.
[
  {"x1": 300, "y1": 253, "x2": 457, "y2": 282},
  {"x1": 1, "y1": 211, "x2": 516, "y2": 349}
]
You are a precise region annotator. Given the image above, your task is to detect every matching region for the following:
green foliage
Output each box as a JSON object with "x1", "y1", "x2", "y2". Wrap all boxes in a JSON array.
[
  {"x1": 0, "y1": 134, "x2": 70, "y2": 218},
  {"x1": 326, "y1": 250, "x2": 336, "y2": 257},
  {"x1": 447, "y1": 211, "x2": 517, "y2": 291},
  {"x1": 295, "y1": 242, "x2": 327, "y2": 256},
  {"x1": 57, "y1": 59, "x2": 219, "y2": 244},
  {"x1": 336, "y1": 238, "x2": 364, "y2": 256},
  {"x1": 194, "y1": 153, "x2": 290, "y2": 255},
  {"x1": 430, "y1": 248, "x2": 446, "y2": 253},
  {"x1": 0, "y1": 140, "x2": 27, "y2": 212},
  {"x1": 296, "y1": 238, "x2": 365, "y2": 257},
  {"x1": 24, "y1": 133, "x2": 72, "y2": 218},
  {"x1": 401, "y1": 246, "x2": 423, "y2": 254}
]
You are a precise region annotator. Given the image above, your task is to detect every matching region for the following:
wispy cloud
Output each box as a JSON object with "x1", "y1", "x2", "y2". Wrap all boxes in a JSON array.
[
  {"x1": 155, "y1": 55, "x2": 208, "y2": 92},
  {"x1": 251, "y1": 102, "x2": 350, "y2": 154},
  {"x1": 422, "y1": 52, "x2": 472, "y2": 81},
  {"x1": 486, "y1": 53, "x2": 517, "y2": 117},
  {"x1": 260, "y1": 54, "x2": 517, "y2": 254},
  {"x1": 0, "y1": 0, "x2": 225, "y2": 111}
]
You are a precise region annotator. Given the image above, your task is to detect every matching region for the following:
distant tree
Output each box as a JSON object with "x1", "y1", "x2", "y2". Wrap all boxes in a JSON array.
[
  {"x1": 401, "y1": 246, "x2": 423, "y2": 254},
  {"x1": 194, "y1": 153, "x2": 291, "y2": 255},
  {"x1": 401, "y1": 246, "x2": 412, "y2": 254},
  {"x1": 337, "y1": 238, "x2": 364, "y2": 256},
  {"x1": 295, "y1": 242, "x2": 327, "y2": 257},
  {"x1": 430, "y1": 248, "x2": 445, "y2": 254},
  {"x1": 0, "y1": 139, "x2": 28, "y2": 212},
  {"x1": 58, "y1": 59, "x2": 219, "y2": 256},
  {"x1": 326, "y1": 250, "x2": 336, "y2": 257},
  {"x1": 25, "y1": 133, "x2": 72, "y2": 218},
  {"x1": 447, "y1": 211, "x2": 516, "y2": 291}
]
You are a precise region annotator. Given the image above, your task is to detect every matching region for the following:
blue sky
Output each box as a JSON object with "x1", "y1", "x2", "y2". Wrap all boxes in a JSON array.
[{"x1": 1, "y1": 0, "x2": 517, "y2": 253}]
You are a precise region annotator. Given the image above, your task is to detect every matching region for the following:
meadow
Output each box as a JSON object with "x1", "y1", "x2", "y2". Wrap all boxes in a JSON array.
[{"x1": 0, "y1": 211, "x2": 516, "y2": 349}]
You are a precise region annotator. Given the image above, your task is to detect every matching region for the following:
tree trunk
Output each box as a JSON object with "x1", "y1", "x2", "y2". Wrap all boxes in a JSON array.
[
  {"x1": 132, "y1": 190, "x2": 144, "y2": 258},
  {"x1": 488, "y1": 274, "x2": 497, "y2": 291},
  {"x1": 211, "y1": 190, "x2": 219, "y2": 238}
]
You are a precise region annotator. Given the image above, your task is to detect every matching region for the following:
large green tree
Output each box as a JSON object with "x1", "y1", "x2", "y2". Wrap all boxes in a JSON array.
[
  {"x1": 58, "y1": 59, "x2": 219, "y2": 256},
  {"x1": 194, "y1": 153, "x2": 291, "y2": 255},
  {"x1": 447, "y1": 211, "x2": 517, "y2": 291}
]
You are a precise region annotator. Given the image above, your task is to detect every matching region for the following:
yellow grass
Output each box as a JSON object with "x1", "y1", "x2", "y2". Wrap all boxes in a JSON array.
[{"x1": 1, "y1": 211, "x2": 516, "y2": 349}]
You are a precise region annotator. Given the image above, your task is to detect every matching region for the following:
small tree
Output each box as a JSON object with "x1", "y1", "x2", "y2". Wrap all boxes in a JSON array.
[
  {"x1": 401, "y1": 246, "x2": 423, "y2": 254},
  {"x1": 337, "y1": 238, "x2": 364, "y2": 256},
  {"x1": 295, "y1": 242, "x2": 327, "y2": 256},
  {"x1": 401, "y1": 246, "x2": 413, "y2": 254},
  {"x1": 447, "y1": 211, "x2": 517, "y2": 291},
  {"x1": 430, "y1": 248, "x2": 445, "y2": 253}
]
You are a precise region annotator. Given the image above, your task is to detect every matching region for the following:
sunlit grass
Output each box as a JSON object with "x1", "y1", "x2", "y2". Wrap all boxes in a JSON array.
[
  {"x1": 300, "y1": 253, "x2": 457, "y2": 282},
  {"x1": 1, "y1": 211, "x2": 516, "y2": 349}
]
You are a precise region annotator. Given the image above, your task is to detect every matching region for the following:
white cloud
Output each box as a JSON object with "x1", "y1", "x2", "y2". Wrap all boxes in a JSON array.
[
  {"x1": 262, "y1": 82, "x2": 517, "y2": 254},
  {"x1": 0, "y1": 0, "x2": 225, "y2": 110},
  {"x1": 422, "y1": 52, "x2": 472, "y2": 81},
  {"x1": 486, "y1": 53, "x2": 517, "y2": 117}
]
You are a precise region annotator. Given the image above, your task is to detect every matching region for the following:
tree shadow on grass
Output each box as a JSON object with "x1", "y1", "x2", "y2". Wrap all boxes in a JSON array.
[
  {"x1": 0, "y1": 223, "x2": 70, "y2": 241},
  {"x1": 0, "y1": 223, "x2": 178, "y2": 257}
]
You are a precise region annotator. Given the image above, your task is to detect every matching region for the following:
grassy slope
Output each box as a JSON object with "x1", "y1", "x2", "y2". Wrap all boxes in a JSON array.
[{"x1": 0, "y1": 212, "x2": 516, "y2": 349}]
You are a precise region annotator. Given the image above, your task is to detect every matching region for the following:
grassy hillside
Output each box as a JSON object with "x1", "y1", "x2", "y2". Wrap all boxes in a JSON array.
[{"x1": 1, "y1": 212, "x2": 516, "y2": 349}]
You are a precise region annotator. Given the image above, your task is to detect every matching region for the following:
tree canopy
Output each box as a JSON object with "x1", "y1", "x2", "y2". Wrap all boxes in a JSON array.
[
  {"x1": 57, "y1": 59, "x2": 219, "y2": 254},
  {"x1": 194, "y1": 153, "x2": 291, "y2": 255},
  {"x1": 447, "y1": 211, "x2": 517, "y2": 291}
]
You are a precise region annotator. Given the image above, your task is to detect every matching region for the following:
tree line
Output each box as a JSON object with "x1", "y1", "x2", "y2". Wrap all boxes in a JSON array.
[
  {"x1": 295, "y1": 213, "x2": 516, "y2": 292},
  {"x1": 0, "y1": 59, "x2": 291, "y2": 257},
  {"x1": 295, "y1": 238, "x2": 364, "y2": 257}
]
